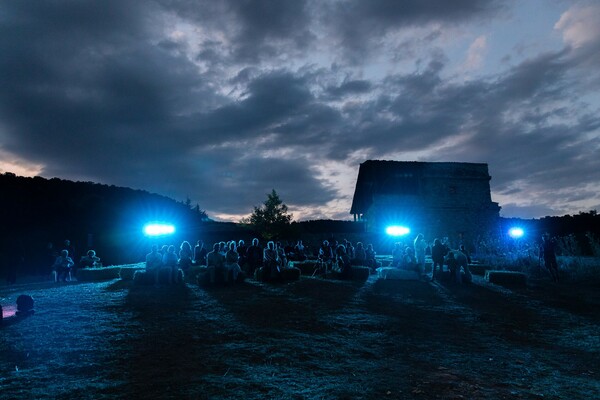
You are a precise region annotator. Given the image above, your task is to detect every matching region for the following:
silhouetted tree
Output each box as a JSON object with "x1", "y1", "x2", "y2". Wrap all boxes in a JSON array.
[{"x1": 242, "y1": 189, "x2": 293, "y2": 240}]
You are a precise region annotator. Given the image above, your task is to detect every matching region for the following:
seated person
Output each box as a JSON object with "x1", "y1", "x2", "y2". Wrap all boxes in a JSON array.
[
  {"x1": 162, "y1": 245, "x2": 179, "y2": 284},
  {"x1": 335, "y1": 245, "x2": 352, "y2": 280},
  {"x1": 178, "y1": 241, "x2": 193, "y2": 271},
  {"x1": 352, "y1": 242, "x2": 366, "y2": 266},
  {"x1": 391, "y1": 242, "x2": 403, "y2": 268},
  {"x1": 145, "y1": 245, "x2": 163, "y2": 283},
  {"x1": 263, "y1": 241, "x2": 281, "y2": 281},
  {"x1": 52, "y1": 249, "x2": 74, "y2": 282},
  {"x1": 79, "y1": 250, "x2": 101, "y2": 268},
  {"x1": 224, "y1": 242, "x2": 242, "y2": 283},
  {"x1": 206, "y1": 242, "x2": 225, "y2": 284}
]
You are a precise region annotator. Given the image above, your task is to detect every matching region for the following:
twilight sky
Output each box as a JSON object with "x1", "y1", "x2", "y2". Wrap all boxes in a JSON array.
[{"x1": 1, "y1": 0, "x2": 599, "y2": 221}]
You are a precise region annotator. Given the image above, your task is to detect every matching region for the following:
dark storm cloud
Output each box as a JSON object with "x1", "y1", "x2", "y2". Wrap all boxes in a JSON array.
[
  {"x1": 1, "y1": 1, "x2": 599, "y2": 220},
  {"x1": 323, "y1": 0, "x2": 506, "y2": 61}
]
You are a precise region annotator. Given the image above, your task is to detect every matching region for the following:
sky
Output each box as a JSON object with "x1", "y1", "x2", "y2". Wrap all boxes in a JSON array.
[{"x1": 1, "y1": 0, "x2": 599, "y2": 222}]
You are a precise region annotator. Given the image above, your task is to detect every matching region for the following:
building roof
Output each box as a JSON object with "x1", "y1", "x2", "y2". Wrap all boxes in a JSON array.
[{"x1": 349, "y1": 160, "x2": 491, "y2": 215}]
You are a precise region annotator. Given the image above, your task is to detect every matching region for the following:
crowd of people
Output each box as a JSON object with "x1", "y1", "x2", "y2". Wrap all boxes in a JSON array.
[{"x1": 41, "y1": 232, "x2": 561, "y2": 285}]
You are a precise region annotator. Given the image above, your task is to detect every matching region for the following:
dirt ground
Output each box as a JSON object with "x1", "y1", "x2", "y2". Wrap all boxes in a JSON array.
[{"x1": 1, "y1": 271, "x2": 599, "y2": 399}]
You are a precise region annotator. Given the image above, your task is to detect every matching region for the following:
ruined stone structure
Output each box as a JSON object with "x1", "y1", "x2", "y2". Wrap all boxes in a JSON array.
[{"x1": 350, "y1": 160, "x2": 501, "y2": 246}]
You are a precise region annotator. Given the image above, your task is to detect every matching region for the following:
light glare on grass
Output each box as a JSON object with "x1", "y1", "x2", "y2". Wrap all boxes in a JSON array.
[
  {"x1": 385, "y1": 225, "x2": 410, "y2": 236},
  {"x1": 508, "y1": 227, "x2": 524, "y2": 239},
  {"x1": 143, "y1": 223, "x2": 175, "y2": 236}
]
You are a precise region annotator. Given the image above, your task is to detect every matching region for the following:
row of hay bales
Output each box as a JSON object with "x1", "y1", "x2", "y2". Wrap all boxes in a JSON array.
[
  {"x1": 288, "y1": 260, "x2": 370, "y2": 282},
  {"x1": 76, "y1": 263, "x2": 146, "y2": 282},
  {"x1": 467, "y1": 263, "x2": 528, "y2": 286}
]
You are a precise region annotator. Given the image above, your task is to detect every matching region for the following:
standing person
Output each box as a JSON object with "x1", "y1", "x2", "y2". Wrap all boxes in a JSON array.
[
  {"x1": 414, "y1": 234, "x2": 427, "y2": 279},
  {"x1": 246, "y1": 238, "x2": 263, "y2": 277},
  {"x1": 540, "y1": 234, "x2": 560, "y2": 282},
  {"x1": 431, "y1": 238, "x2": 448, "y2": 282},
  {"x1": 194, "y1": 240, "x2": 208, "y2": 266},
  {"x1": 224, "y1": 241, "x2": 242, "y2": 283}
]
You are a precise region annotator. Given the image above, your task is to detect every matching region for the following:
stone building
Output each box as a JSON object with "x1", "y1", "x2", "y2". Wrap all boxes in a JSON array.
[{"x1": 350, "y1": 160, "x2": 501, "y2": 246}]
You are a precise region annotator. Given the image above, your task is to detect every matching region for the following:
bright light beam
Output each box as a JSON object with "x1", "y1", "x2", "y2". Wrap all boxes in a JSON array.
[
  {"x1": 143, "y1": 223, "x2": 176, "y2": 236},
  {"x1": 385, "y1": 225, "x2": 410, "y2": 237},
  {"x1": 508, "y1": 227, "x2": 524, "y2": 239}
]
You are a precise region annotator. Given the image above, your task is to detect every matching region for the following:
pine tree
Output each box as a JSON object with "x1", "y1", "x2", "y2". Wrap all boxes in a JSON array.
[{"x1": 242, "y1": 189, "x2": 293, "y2": 240}]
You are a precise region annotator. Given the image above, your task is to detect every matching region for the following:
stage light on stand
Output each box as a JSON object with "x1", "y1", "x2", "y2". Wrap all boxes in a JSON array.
[
  {"x1": 143, "y1": 223, "x2": 176, "y2": 237},
  {"x1": 508, "y1": 227, "x2": 524, "y2": 239},
  {"x1": 385, "y1": 225, "x2": 410, "y2": 237}
]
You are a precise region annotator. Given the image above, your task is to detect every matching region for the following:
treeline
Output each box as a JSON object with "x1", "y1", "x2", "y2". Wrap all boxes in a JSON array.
[{"x1": 0, "y1": 172, "x2": 210, "y2": 273}]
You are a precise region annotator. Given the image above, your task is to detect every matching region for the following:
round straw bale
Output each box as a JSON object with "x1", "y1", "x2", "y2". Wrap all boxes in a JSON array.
[{"x1": 469, "y1": 264, "x2": 490, "y2": 276}]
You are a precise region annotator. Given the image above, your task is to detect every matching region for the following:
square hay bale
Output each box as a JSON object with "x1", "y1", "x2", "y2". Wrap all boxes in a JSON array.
[
  {"x1": 469, "y1": 264, "x2": 490, "y2": 276},
  {"x1": 377, "y1": 267, "x2": 419, "y2": 280},
  {"x1": 485, "y1": 270, "x2": 527, "y2": 286},
  {"x1": 133, "y1": 270, "x2": 157, "y2": 286},
  {"x1": 292, "y1": 260, "x2": 319, "y2": 275},
  {"x1": 119, "y1": 266, "x2": 145, "y2": 281},
  {"x1": 350, "y1": 266, "x2": 370, "y2": 282},
  {"x1": 282, "y1": 267, "x2": 301, "y2": 281},
  {"x1": 76, "y1": 266, "x2": 121, "y2": 282},
  {"x1": 188, "y1": 265, "x2": 207, "y2": 284}
]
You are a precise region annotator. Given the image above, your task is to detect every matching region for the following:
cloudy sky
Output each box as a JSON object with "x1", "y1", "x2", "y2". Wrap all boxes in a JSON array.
[{"x1": 1, "y1": 1, "x2": 599, "y2": 221}]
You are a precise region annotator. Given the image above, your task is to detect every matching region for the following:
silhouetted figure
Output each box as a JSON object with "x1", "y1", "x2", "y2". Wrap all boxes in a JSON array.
[
  {"x1": 431, "y1": 238, "x2": 448, "y2": 282},
  {"x1": 194, "y1": 240, "x2": 208, "y2": 266},
  {"x1": 335, "y1": 244, "x2": 352, "y2": 280},
  {"x1": 145, "y1": 245, "x2": 162, "y2": 284},
  {"x1": 179, "y1": 241, "x2": 193, "y2": 272},
  {"x1": 52, "y1": 249, "x2": 74, "y2": 282},
  {"x1": 246, "y1": 238, "x2": 263, "y2": 276},
  {"x1": 540, "y1": 234, "x2": 560, "y2": 282},
  {"x1": 162, "y1": 245, "x2": 179, "y2": 284},
  {"x1": 79, "y1": 250, "x2": 101, "y2": 268},
  {"x1": 414, "y1": 234, "x2": 427, "y2": 278},
  {"x1": 224, "y1": 241, "x2": 241, "y2": 283},
  {"x1": 263, "y1": 241, "x2": 280, "y2": 281},
  {"x1": 206, "y1": 243, "x2": 225, "y2": 284},
  {"x1": 352, "y1": 242, "x2": 366, "y2": 266}
]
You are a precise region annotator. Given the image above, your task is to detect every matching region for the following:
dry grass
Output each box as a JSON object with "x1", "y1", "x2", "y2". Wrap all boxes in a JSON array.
[{"x1": 1, "y1": 271, "x2": 600, "y2": 399}]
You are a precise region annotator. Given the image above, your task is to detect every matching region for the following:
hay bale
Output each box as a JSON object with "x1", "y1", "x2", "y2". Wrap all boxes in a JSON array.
[
  {"x1": 350, "y1": 266, "x2": 370, "y2": 282},
  {"x1": 119, "y1": 266, "x2": 145, "y2": 281},
  {"x1": 282, "y1": 267, "x2": 301, "y2": 281},
  {"x1": 469, "y1": 264, "x2": 490, "y2": 276},
  {"x1": 376, "y1": 267, "x2": 419, "y2": 280},
  {"x1": 176, "y1": 269, "x2": 185, "y2": 284},
  {"x1": 485, "y1": 270, "x2": 527, "y2": 286},
  {"x1": 77, "y1": 266, "x2": 121, "y2": 282},
  {"x1": 185, "y1": 265, "x2": 205, "y2": 283},
  {"x1": 292, "y1": 260, "x2": 319, "y2": 275},
  {"x1": 157, "y1": 267, "x2": 174, "y2": 284},
  {"x1": 254, "y1": 267, "x2": 265, "y2": 282}
]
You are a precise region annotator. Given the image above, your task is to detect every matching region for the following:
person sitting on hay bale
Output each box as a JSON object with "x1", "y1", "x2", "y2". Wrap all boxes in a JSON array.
[
  {"x1": 162, "y1": 245, "x2": 179, "y2": 284},
  {"x1": 365, "y1": 243, "x2": 379, "y2": 272},
  {"x1": 245, "y1": 238, "x2": 263, "y2": 276},
  {"x1": 206, "y1": 242, "x2": 225, "y2": 284},
  {"x1": 334, "y1": 244, "x2": 352, "y2": 280},
  {"x1": 179, "y1": 241, "x2": 193, "y2": 272},
  {"x1": 262, "y1": 241, "x2": 281, "y2": 282},
  {"x1": 447, "y1": 249, "x2": 472, "y2": 284},
  {"x1": 145, "y1": 245, "x2": 163, "y2": 284},
  {"x1": 194, "y1": 240, "x2": 207, "y2": 266},
  {"x1": 352, "y1": 242, "x2": 366, "y2": 266},
  {"x1": 52, "y1": 249, "x2": 74, "y2": 282},
  {"x1": 79, "y1": 250, "x2": 101, "y2": 269},
  {"x1": 224, "y1": 241, "x2": 242, "y2": 284}
]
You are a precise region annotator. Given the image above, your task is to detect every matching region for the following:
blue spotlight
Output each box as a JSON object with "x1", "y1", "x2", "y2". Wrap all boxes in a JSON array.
[
  {"x1": 385, "y1": 225, "x2": 410, "y2": 237},
  {"x1": 143, "y1": 223, "x2": 176, "y2": 237},
  {"x1": 508, "y1": 227, "x2": 524, "y2": 239}
]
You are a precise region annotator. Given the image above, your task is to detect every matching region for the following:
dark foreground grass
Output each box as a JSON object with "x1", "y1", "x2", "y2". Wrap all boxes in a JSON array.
[{"x1": 1, "y1": 274, "x2": 600, "y2": 399}]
